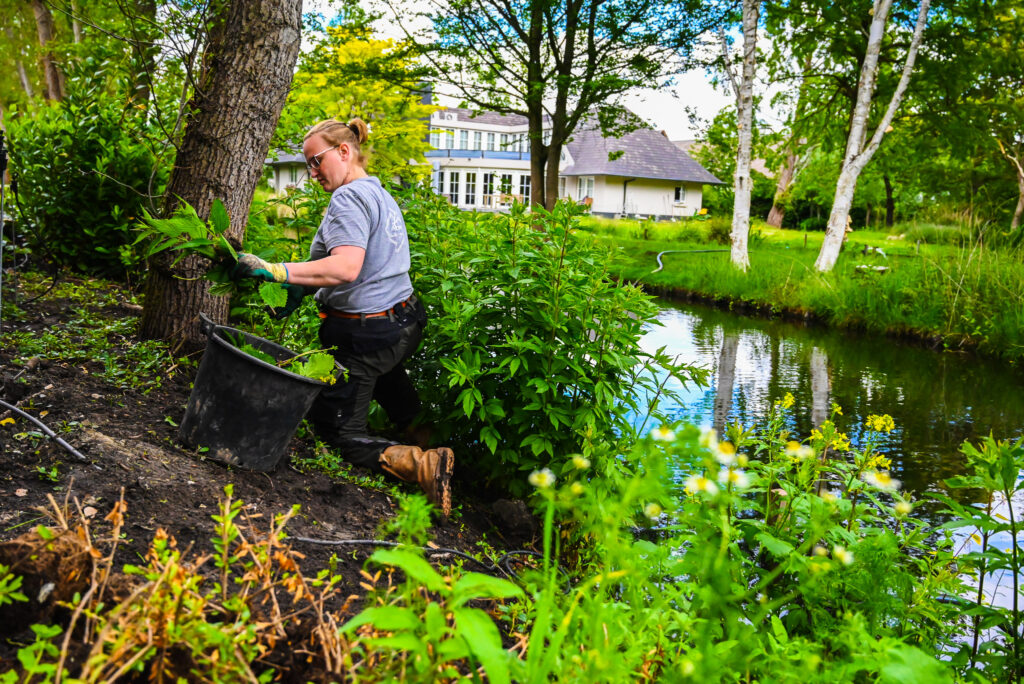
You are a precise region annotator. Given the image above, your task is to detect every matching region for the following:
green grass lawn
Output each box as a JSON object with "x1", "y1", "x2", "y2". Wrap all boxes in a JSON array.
[{"x1": 579, "y1": 216, "x2": 1024, "y2": 361}]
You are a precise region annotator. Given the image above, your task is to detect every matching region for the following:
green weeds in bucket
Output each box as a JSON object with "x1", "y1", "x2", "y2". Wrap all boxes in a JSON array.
[{"x1": 222, "y1": 331, "x2": 338, "y2": 384}]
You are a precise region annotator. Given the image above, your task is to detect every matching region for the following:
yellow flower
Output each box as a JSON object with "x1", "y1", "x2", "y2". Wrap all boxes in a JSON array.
[
  {"x1": 821, "y1": 491, "x2": 838, "y2": 504},
  {"x1": 684, "y1": 474, "x2": 719, "y2": 496},
  {"x1": 651, "y1": 426, "x2": 676, "y2": 442},
  {"x1": 775, "y1": 392, "x2": 795, "y2": 410},
  {"x1": 717, "y1": 467, "x2": 750, "y2": 489},
  {"x1": 572, "y1": 455, "x2": 591, "y2": 470},
  {"x1": 866, "y1": 453, "x2": 892, "y2": 470},
  {"x1": 813, "y1": 545, "x2": 828, "y2": 556},
  {"x1": 570, "y1": 482, "x2": 585, "y2": 496},
  {"x1": 830, "y1": 402, "x2": 843, "y2": 416},
  {"x1": 866, "y1": 414, "x2": 896, "y2": 433},
  {"x1": 785, "y1": 441, "x2": 814, "y2": 461},
  {"x1": 894, "y1": 501, "x2": 913, "y2": 517},
  {"x1": 528, "y1": 468, "x2": 555, "y2": 489},
  {"x1": 833, "y1": 545, "x2": 854, "y2": 565},
  {"x1": 644, "y1": 503, "x2": 663, "y2": 519},
  {"x1": 862, "y1": 470, "x2": 901, "y2": 492},
  {"x1": 737, "y1": 453, "x2": 749, "y2": 467}
]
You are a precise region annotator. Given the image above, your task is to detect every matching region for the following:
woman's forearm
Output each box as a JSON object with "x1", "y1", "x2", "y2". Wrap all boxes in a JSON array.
[{"x1": 286, "y1": 247, "x2": 365, "y2": 287}]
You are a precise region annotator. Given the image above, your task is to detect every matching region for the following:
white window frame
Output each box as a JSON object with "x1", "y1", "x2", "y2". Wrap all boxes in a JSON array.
[
  {"x1": 674, "y1": 186, "x2": 685, "y2": 204},
  {"x1": 449, "y1": 171, "x2": 460, "y2": 204},
  {"x1": 465, "y1": 172, "x2": 477, "y2": 205},
  {"x1": 459, "y1": 130, "x2": 469, "y2": 150},
  {"x1": 473, "y1": 131, "x2": 482, "y2": 149},
  {"x1": 487, "y1": 133, "x2": 496, "y2": 151},
  {"x1": 519, "y1": 174, "x2": 531, "y2": 204},
  {"x1": 577, "y1": 176, "x2": 594, "y2": 200}
]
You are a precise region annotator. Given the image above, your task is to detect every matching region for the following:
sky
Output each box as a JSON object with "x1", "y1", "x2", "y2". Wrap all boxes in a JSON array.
[{"x1": 305, "y1": 0, "x2": 750, "y2": 141}]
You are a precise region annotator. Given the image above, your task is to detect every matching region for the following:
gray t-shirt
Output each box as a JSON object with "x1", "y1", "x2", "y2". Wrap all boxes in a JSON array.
[{"x1": 309, "y1": 177, "x2": 413, "y2": 313}]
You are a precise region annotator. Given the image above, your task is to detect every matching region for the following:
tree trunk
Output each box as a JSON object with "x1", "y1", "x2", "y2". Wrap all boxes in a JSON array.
[
  {"x1": 30, "y1": 0, "x2": 64, "y2": 101},
  {"x1": 70, "y1": 0, "x2": 83, "y2": 43},
  {"x1": 815, "y1": 0, "x2": 930, "y2": 272},
  {"x1": 883, "y1": 173, "x2": 895, "y2": 227},
  {"x1": 139, "y1": 0, "x2": 302, "y2": 346},
  {"x1": 5, "y1": 27, "x2": 36, "y2": 99},
  {"x1": 766, "y1": 147, "x2": 797, "y2": 228},
  {"x1": 809, "y1": 346, "x2": 830, "y2": 429},
  {"x1": 725, "y1": 0, "x2": 759, "y2": 271},
  {"x1": 713, "y1": 333, "x2": 739, "y2": 433}
]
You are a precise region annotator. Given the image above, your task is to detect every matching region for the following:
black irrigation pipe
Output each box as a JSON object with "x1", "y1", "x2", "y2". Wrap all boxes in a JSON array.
[
  {"x1": 0, "y1": 398, "x2": 92, "y2": 465},
  {"x1": 291, "y1": 536, "x2": 558, "y2": 584}
]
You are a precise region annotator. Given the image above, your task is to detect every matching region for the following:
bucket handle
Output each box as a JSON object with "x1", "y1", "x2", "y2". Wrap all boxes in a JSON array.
[{"x1": 198, "y1": 312, "x2": 217, "y2": 338}]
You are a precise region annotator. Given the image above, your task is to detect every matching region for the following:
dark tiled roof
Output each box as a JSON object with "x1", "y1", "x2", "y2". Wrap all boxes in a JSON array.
[
  {"x1": 266, "y1": 151, "x2": 305, "y2": 165},
  {"x1": 563, "y1": 125, "x2": 723, "y2": 184},
  {"x1": 440, "y1": 107, "x2": 537, "y2": 127}
]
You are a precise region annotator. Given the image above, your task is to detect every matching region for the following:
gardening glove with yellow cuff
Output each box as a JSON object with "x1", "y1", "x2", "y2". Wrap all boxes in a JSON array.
[{"x1": 232, "y1": 253, "x2": 289, "y2": 283}]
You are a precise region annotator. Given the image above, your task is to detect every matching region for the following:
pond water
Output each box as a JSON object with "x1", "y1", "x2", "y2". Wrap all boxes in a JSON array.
[{"x1": 640, "y1": 299, "x2": 1024, "y2": 500}]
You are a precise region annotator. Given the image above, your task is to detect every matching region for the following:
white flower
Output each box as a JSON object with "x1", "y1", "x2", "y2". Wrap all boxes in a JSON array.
[
  {"x1": 684, "y1": 474, "x2": 719, "y2": 496},
  {"x1": 572, "y1": 455, "x2": 591, "y2": 470},
  {"x1": 644, "y1": 503, "x2": 663, "y2": 519},
  {"x1": 833, "y1": 545, "x2": 854, "y2": 565},
  {"x1": 862, "y1": 470, "x2": 901, "y2": 492},
  {"x1": 713, "y1": 441, "x2": 738, "y2": 467},
  {"x1": 894, "y1": 501, "x2": 913, "y2": 516},
  {"x1": 528, "y1": 468, "x2": 555, "y2": 489},
  {"x1": 784, "y1": 440, "x2": 814, "y2": 461},
  {"x1": 651, "y1": 426, "x2": 676, "y2": 442},
  {"x1": 699, "y1": 427, "x2": 718, "y2": 449},
  {"x1": 812, "y1": 545, "x2": 828, "y2": 557},
  {"x1": 717, "y1": 467, "x2": 750, "y2": 489}
]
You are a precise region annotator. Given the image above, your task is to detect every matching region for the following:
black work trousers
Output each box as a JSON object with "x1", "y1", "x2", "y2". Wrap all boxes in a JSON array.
[{"x1": 306, "y1": 297, "x2": 426, "y2": 472}]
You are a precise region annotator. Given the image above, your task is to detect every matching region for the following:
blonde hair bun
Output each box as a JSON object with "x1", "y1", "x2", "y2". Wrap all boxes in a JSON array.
[{"x1": 347, "y1": 118, "x2": 370, "y2": 145}]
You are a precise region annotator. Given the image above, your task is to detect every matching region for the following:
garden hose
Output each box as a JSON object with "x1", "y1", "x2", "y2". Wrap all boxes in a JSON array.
[
  {"x1": 0, "y1": 398, "x2": 91, "y2": 464},
  {"x1": 653, "y1": 249, "x2": 730, "y2": 272}
]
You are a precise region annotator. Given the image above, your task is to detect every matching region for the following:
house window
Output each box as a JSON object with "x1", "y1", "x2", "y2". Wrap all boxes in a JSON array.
[
  {"x1": 437, "y1": 170, "x2": 444, "y2": 194},
  {"x1": 429, "y1": 130, "x2": 439, "y2": 148},
  {"x1": 500, "y1": 173, "x2": 513, "y2": 195},
  {"x1": 487, "y1": 133, "x2": 495, "y2": 151},
  {"x1": 577, "y1": 176, "x2": 594, "y2": 200},
  {"x1": 289, "y1": 166, "x2": 298, "y2": 184},
  {"x1": 449, "y1": 171, "x2": 460, "y2": 204},
  {"x1": 465, "y1": 172, "x2": 477, "y2": 205},
  {"x1": 558, "y1": 177, "x2": 566, "y2": 198},
  {"x1": 483, "y1": 172, "x2": 495, "y2": 205},
  {"x1": 543, "y1": 129, "x2": 551, "y2": 145},
  {"x1": 460, "y1": 130, "x2": 469, "y2": 150},
  {"x1": 473, "y1": 131, "x2": 482, "y2": 149},
  {"x1": 500, "y1": 133, "x2": 509, "y2": 150},
  {"x1": 675, "y1": 186, "x2": 685, "y2": 203},
  {"x1": 519, "y1": 174, "x2": 530, "y2": 204}
]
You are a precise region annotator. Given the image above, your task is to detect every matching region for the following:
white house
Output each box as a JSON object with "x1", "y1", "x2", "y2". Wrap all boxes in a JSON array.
[
  {"x1": 427, "y1": 107, "x2": 722, "y2": 219},
  {"x1": 265, "y1": 107, "x2": 722, "y2": 219}
]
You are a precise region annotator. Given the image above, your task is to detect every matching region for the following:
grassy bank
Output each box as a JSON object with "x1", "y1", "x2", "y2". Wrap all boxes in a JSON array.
[{"x1": 581, "y1": 217, "x2": 1024, "y2": 360}]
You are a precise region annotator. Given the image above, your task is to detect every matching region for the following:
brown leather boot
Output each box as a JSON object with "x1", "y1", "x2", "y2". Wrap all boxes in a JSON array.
[{"x1": 379, "y1": 445, "x2": 454, "y2": 517}]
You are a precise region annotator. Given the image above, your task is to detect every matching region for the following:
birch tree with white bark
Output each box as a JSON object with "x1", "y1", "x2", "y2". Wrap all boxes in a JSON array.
[
  {"x1": 720, "y1": 0, "x2": 760, "y2": 271},
  {"x1": 813, "y1": 0, "x2": 931, "y2": 272}
]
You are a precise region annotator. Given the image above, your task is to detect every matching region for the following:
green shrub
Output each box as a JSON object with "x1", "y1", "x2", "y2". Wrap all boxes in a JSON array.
[
  {"x1": 901, "y1": 222, "x2": 973, "y2": 246},
  {"x1": 6, "y1": 62, "x2": 168, "y2": 278},
  {"x1": 799, "y1": 215, "x2": 829, "y2": 232},
  {"x1": 401, "y1": 191, "x2": 705, "y2": 495}
]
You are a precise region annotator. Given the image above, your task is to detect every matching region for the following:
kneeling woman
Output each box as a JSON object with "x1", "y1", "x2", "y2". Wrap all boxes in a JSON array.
[{"x1": 233, "y1": 118, "x2": 453, "y2": 516}]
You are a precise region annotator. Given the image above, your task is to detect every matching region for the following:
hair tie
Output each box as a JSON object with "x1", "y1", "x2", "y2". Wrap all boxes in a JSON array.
[{"x1": 348, "y1": 123, "x2": 359, "y2": 136}]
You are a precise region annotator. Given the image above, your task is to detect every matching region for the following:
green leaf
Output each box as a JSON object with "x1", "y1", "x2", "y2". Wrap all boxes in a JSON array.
[
  {"x1": 368, "y1": 548, "x2": 446, "y2": 592},
  {"x1": 451, "y1": 572, "x2": 523, "y2": 607},
  {"x1": 755, "y1": 532, "x2": 794, "y2": 557},
  {"x1": 209, "y1": 199, "x2": 230, "y2": 235},
  {"x1": 341, "y1": 606, "x2": 422, "y2": 634},
  {"x1": 260, "y1": 282, "x2": 288, "y2": 308},
  {"x1": 453, "y1": 607, "x2": 512, "y2": 684}
]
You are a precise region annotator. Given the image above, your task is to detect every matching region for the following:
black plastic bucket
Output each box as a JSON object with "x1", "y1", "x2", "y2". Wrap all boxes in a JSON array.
[{"x1": 178, "y1": 314, "x2": 342, "y2": 471}]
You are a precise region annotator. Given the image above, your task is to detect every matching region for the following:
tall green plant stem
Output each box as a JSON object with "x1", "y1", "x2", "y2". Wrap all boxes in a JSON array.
[
  {"x1": 970, "y1": 495, "x2": 993, "y2": 667},
  {"x1": 1007, "y1": 485, "x2": 1021, "y2": 681}
]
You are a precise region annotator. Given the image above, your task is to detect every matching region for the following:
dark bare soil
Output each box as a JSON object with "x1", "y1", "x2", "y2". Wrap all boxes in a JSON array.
[{"x1": 0, "y1": 274, "x2": 536, "y2": 675}]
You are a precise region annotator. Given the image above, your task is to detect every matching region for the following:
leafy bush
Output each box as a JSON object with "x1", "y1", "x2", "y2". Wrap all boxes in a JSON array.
[
  {"x1": 401, "y1": 192, "x2": 703, "y2": 495},
  {"x1": 6, "y1": 65, "x2": 168, "y2": 278},
  {"x1": 799, "y1": 215, "x2": 829, "y2": 232}
]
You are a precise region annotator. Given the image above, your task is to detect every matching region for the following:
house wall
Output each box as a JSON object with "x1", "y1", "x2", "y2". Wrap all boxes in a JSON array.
[
  {"x1": 561, "y1": 175, "x2": 704, "y2": 219},
  {"x1": 269, "y1": 164, "x2": 309, "y2": 194},
  {"x1": 432, "y1": 156, "x2": 534, "y2": 210}
]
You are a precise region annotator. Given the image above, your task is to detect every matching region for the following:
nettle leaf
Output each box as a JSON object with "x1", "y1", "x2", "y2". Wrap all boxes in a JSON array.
[
  {"x1": 208, "y1": 199, "x2": 230, "y2": 235},
  {"x1": 260, "y1": 282, "x2": 288, "y2": 308},
  {"x1": 288, "y1": 353, "x2": 338, "y2": 384}
]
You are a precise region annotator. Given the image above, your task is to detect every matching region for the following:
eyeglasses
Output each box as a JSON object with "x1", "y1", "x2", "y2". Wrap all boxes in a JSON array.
[{"x1": 305, "y1": 145, "x2": 338, "y2": 170}]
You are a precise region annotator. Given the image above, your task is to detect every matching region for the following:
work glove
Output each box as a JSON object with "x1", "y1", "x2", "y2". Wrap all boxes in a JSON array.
[
  {"x1": 232, "y1": 253, "x2": 289, "y2": 283},
  {"x1": 269, "y1": 283, "x2": 308, "y2": 320}
]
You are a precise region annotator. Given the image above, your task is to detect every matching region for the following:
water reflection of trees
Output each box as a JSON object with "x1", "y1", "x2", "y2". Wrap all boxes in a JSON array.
[{"x1": 656, "y1": 300, "x2": 1024, "y2": 501}]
